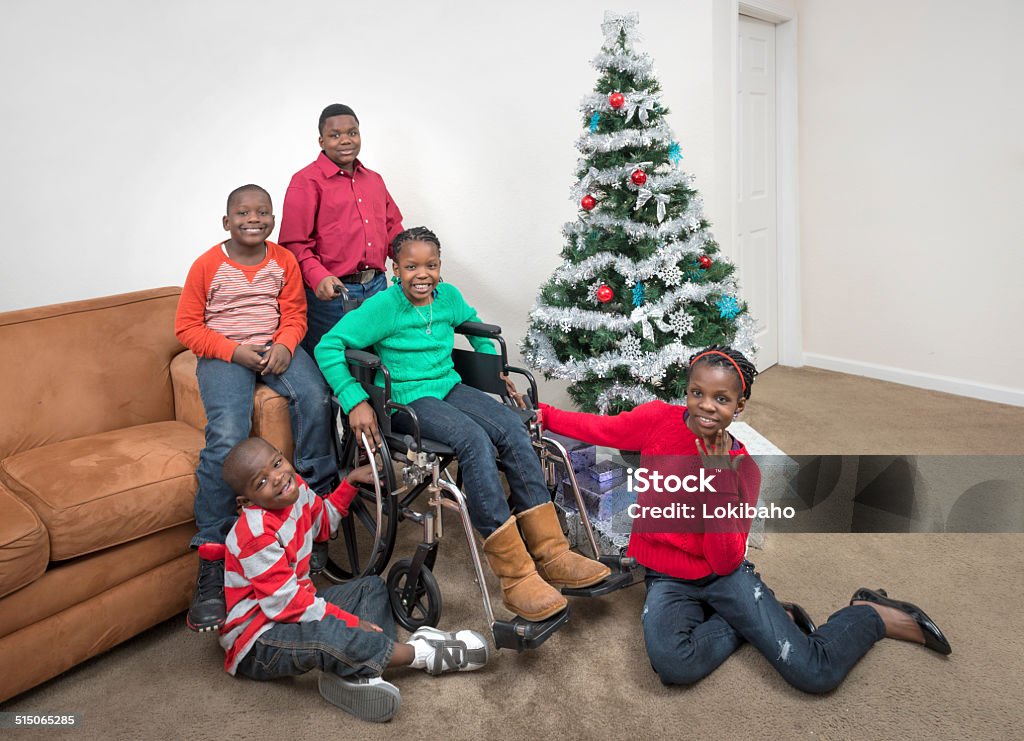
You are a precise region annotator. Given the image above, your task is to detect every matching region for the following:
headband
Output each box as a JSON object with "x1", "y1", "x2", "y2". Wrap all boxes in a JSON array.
[{"x1": 689, "y1": 350, "x2": 746, "y2": 393}]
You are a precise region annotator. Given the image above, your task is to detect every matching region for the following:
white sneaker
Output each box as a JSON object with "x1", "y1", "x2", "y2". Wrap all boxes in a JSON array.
[
  {"x1": 317, "y1": 674, "x2": 401, "y2": 722},
  {"x1": 409, "y1": 626, "x2": 490, "y2": 675}
]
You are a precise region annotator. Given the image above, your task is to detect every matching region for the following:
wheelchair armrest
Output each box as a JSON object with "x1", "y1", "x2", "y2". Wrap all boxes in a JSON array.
[
  {"x1": 504, "y1": 365, "x2": 539, "y2": 408},
  {"x1": 345, "y1": 348, "x2": 382, "y2": 369},
  {"x1": 455, "y1": 321, "x2": 502, "y2": 338}
]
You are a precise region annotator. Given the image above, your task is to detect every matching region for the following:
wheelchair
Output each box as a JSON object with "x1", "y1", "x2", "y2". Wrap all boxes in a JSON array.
[{"x1": 318, "y1": 321, "x2": 641, "y2": 651}]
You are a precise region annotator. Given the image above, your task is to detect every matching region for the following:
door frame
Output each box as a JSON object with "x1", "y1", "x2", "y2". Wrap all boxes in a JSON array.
[{"x1": 719, "y1": 1, "x2": 801, "y2": 366}]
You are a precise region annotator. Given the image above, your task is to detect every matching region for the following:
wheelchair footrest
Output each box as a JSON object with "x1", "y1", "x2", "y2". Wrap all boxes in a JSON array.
[
  {"x1": 492, "y1": 608, "x2": 570, "y2": 652},
  {"x1": 561, "y1": 555, "x2": 643, "y2": 598}
]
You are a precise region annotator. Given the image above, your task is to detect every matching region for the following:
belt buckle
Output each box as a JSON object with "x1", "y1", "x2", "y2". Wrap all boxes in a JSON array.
[{"x1": 359, "y1": 269, "x2": 377, "y2": 284}]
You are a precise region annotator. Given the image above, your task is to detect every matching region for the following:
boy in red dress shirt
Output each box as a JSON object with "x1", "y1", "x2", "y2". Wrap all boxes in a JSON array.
[
  {"x1": 279, "y1": 104, "x2": 404, "y2": 356},
  {"x1": 175, "y1": 185, "x2": 339, "y2": 633}
]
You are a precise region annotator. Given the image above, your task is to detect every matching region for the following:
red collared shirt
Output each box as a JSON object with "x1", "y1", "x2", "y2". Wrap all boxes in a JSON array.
[{"x1": 279, "y1": 152, "x2": 404, "y2": 290}]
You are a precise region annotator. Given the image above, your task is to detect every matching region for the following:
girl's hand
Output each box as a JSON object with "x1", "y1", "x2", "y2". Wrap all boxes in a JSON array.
[
  {"x1": 500, "y1": 372, "x2": 527, "y2": 409},
  {"x1": 348, "y1": 401, "x2": 381, "y2": 450},
  {"x1": 261, "y1": 343, "x2": 292, "y2": 376},
  {"x1": 696, "y1": 429, "x2": 739, "y2": 471}
]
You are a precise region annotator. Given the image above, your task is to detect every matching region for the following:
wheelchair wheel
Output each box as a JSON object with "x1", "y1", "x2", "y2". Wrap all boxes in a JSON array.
[
  {"x1": 322, "y1": 426, "x2": 399, "y2": 583},
  {"x1": 386, "y1": 558, "x2": 442, "y2": 631}
]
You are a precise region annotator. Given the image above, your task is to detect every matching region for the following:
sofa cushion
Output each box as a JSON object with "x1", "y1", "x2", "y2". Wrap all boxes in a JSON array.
[
  {"x1": 0, "y1": 483, "x2": 49, "y2": 599},
  {"x1": 0, "y1": 522, "x2": 194, "y2": 638},
  {"x1": 0, "y1": 287, "x2": 184, "y2": 460},
  {"x1": 0, "y1": 421, "x2": 203, "y2": 561}
]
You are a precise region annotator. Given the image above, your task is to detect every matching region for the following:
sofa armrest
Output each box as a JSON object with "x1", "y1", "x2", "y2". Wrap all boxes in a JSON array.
[
  {"x1": 168, "y1": 350, "x2": 295, "y2": 461},
  {"x1": 170, "y1": 351, "x2": 206, "y2": 432}
]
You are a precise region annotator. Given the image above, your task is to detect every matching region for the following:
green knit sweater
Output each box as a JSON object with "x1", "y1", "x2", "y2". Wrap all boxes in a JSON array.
[{"x1": 314, "y1": 283, "x2": 496, "y2": 413}]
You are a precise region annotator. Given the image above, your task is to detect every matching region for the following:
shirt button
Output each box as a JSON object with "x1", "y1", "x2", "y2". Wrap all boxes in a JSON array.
[
  {"x1": 365, "y1": 219, "x2": 369, "y2": 223},
  {"x1": 358, "y1": 198, "x2": 362, "y2": 202},
  {"x1": 368, "y1": 242, "x2": 373, "y2": 246}
]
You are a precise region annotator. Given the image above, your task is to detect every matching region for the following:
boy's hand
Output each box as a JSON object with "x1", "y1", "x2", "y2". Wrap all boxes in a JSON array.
[
  {"x1": 348, "y1": 401, "x2": 381, "y2": 450},
  {"x1": 315, "y1": 275, "x2": 346, "y2": 301},
  {"x1": 357, "y1": 618, "x2": 384, "y2": 633},
  {"x1": 232, "y1": 344, "x2": 269, "y2": 372},
  {"x1": 261, "y1": 343, "x2": 292, "y2": 376},
  {"x1": 346, "y1": 464, "x2": 378, "y2": 486}
]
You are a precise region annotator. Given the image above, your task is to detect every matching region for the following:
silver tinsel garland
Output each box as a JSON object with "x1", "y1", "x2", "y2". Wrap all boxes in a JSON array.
[
  {"x1": 577, "y1": 122, "x2": 673, "y2": 155},
  {"x1": 595, "y1": 384, "x2": 685, "y2": 415},
  {"x1": 553, "y1": 234, "x2": 710, "y2": 283},
  {"x1": 525, "y1": 312, "x2": 757, "y2": 375},
  {"x1": 523, "y1": 327, "x2": 757, "y2": 384},
  {"x1": 590, "y1": 50, "x2": 655, "y2": 80},
  {"x1": 529, "y1": 281, "x2": 733, "y2": 333},
  {"x1": 579, "y1": 91, "x2": 659, "y2": 117},
  {"x1": 570, "y1": 165, "x2": 691, "y2": 202},
  {"x1": 565, "y1": 202, "x2": 706, "y2": 241}
]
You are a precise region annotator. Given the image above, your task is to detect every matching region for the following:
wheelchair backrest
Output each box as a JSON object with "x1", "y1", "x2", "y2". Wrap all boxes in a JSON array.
[{"x1": 452, "y1": 347, "x2": 507, "y2": 397}]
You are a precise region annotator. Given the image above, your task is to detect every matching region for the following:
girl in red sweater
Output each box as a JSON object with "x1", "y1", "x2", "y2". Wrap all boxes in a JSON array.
[{"x1": 539, "y1": 346, "x2": 950, "y2": 693}]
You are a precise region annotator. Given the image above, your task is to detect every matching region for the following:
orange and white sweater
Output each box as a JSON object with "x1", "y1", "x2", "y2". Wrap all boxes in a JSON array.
[{"x1": 175, "y1": 241, "x2": 306, "y2": 361}]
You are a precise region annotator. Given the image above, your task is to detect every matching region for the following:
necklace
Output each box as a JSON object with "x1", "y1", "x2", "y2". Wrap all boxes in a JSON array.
[{"x1": 413, "y1": 299, "x2": 434, "y2": 334}]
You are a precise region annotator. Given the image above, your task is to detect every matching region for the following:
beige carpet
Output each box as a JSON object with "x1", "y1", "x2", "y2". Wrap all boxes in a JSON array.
[{"x1": 5, "y1": 366, "x2": 1024, "y2": 740}]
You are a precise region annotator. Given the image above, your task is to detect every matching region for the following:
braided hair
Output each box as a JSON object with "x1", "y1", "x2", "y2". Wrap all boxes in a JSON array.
[
  {"x1": 392, "y1": 226, "x2": 442, "y2": 258},
  {"x1": 687, "y1": 345, "x2": 758, "y2": 399}
]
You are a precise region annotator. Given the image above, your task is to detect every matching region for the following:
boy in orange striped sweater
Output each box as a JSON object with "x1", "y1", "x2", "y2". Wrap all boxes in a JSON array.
[{"x1": 175, "y1": 184, "x2": 339, "y2": 634}]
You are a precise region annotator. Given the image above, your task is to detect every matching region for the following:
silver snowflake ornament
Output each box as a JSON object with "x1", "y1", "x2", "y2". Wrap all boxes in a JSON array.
[{"x1": 668, "y1": 310, "x2": 695, "y2": 337}]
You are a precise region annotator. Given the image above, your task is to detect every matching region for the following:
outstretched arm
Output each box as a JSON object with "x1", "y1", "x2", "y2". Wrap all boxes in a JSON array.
[{"x1": 539, "y1": 402, "x2": 655, "y2": 451}]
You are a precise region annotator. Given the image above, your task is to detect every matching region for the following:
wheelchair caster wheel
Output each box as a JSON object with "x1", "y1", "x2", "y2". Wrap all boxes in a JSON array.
[{"x1": 386, "y1": 558, "x2": 442, "y2": 631}]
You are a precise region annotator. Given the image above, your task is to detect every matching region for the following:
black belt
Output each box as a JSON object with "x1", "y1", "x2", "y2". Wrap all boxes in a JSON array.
[{"x1": 339, "y1": 269, "x2": 382, "y2": 284}]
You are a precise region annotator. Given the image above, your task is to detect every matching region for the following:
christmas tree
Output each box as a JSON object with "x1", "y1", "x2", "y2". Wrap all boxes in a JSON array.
[{"x1": 522, "y1": 11, "x2": 756, "y2": 415}]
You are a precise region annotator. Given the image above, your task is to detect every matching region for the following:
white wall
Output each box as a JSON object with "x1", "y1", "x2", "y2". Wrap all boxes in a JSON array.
[
  {"x1": 795, "y1": 0, "x2": 1024, "y2": 400},
  {"x1": 0, "y1": 0, "x2": 720, "y2": 399},
  {"x1": 5, "y1": 0, "x2": 1019, "y2": 403}
]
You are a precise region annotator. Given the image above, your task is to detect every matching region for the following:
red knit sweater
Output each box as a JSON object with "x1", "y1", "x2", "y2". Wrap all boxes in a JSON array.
[{"x1": 539, "y1": 400, "x2": 761, "y2": 580}]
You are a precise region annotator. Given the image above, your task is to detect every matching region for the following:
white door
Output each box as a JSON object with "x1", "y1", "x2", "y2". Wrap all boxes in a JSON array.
[{"x1": 737, "y1": 14, "x2": 779, "y2": 370}]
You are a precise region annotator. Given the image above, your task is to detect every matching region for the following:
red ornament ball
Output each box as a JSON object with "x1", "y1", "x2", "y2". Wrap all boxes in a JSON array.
[
  {"x1": 609, "y1": 92, "x2": 625, "y2": 109},
  {"x1": 631, "y1": 169, "x2": 647, "y2": 186},
  {"x1": 597, "y1": 285, "x2": 614, "y2": 303},
  {"x1": 698, "y1": 255, "x2": 713, "y2": 269},
  {"x1": 581, "y1": 194, "x2": 597, "y2": 211}
]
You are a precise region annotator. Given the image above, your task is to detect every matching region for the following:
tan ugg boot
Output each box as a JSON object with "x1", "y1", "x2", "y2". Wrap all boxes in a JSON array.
[
  {"x1": 482, "y1": 517, "x2": 568, "y2": 622},
  {"x1": 517, "y1": 502, "x2": 611, "y2": 588}
]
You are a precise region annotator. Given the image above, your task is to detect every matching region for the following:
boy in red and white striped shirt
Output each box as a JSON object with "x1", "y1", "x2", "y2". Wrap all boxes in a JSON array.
[
  {"x1": 175, "y1": 185, "x2": 340, "y2": 633},
  {"x1": 220, "y1": 437, "x2": 488, "y2": 723}
]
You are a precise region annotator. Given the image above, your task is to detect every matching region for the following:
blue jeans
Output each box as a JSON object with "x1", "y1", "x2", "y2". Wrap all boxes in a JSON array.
[
  {"x1": 302, "y1": 273, "x2": 388, "y2": 358},
  {"x1": 192, "y1": 346, "x2": 338, "y2": 547},
  {"x1": 235, "y1": 576, "x2": 396, "y2": 681},
  {"x1": 642, "y1": 561, "x2": 886, "y2": 694},
  {"x1": 393, "y1": 383, "x2": 549, "y2": 537}
]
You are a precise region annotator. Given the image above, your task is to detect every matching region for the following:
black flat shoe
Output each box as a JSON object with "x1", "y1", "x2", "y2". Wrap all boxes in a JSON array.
[
  {"x1": 781, "y1": 601, "x2": 817, "y2": 635},
  {"x1": 850, "y1": 587, "x2": 952, "y2": 656}
]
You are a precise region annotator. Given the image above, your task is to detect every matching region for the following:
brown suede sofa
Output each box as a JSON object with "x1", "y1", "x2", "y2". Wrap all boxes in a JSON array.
[{"x1": 0, "y1": 287, "x2": 293, "y2": 702}]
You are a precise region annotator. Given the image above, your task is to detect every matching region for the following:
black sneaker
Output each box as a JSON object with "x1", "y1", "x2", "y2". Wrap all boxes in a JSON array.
[
  {"x1": 186, "y1": 557, "x2": 225, "y2": 633},
  {"x1": 310, "y1": 540, "x2": 330, "y2": 575}
]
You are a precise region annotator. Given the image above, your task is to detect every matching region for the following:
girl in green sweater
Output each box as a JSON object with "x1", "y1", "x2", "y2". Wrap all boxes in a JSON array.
[{"x1": 315, "y1": 227, "x2": 609, "y2": 622}]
